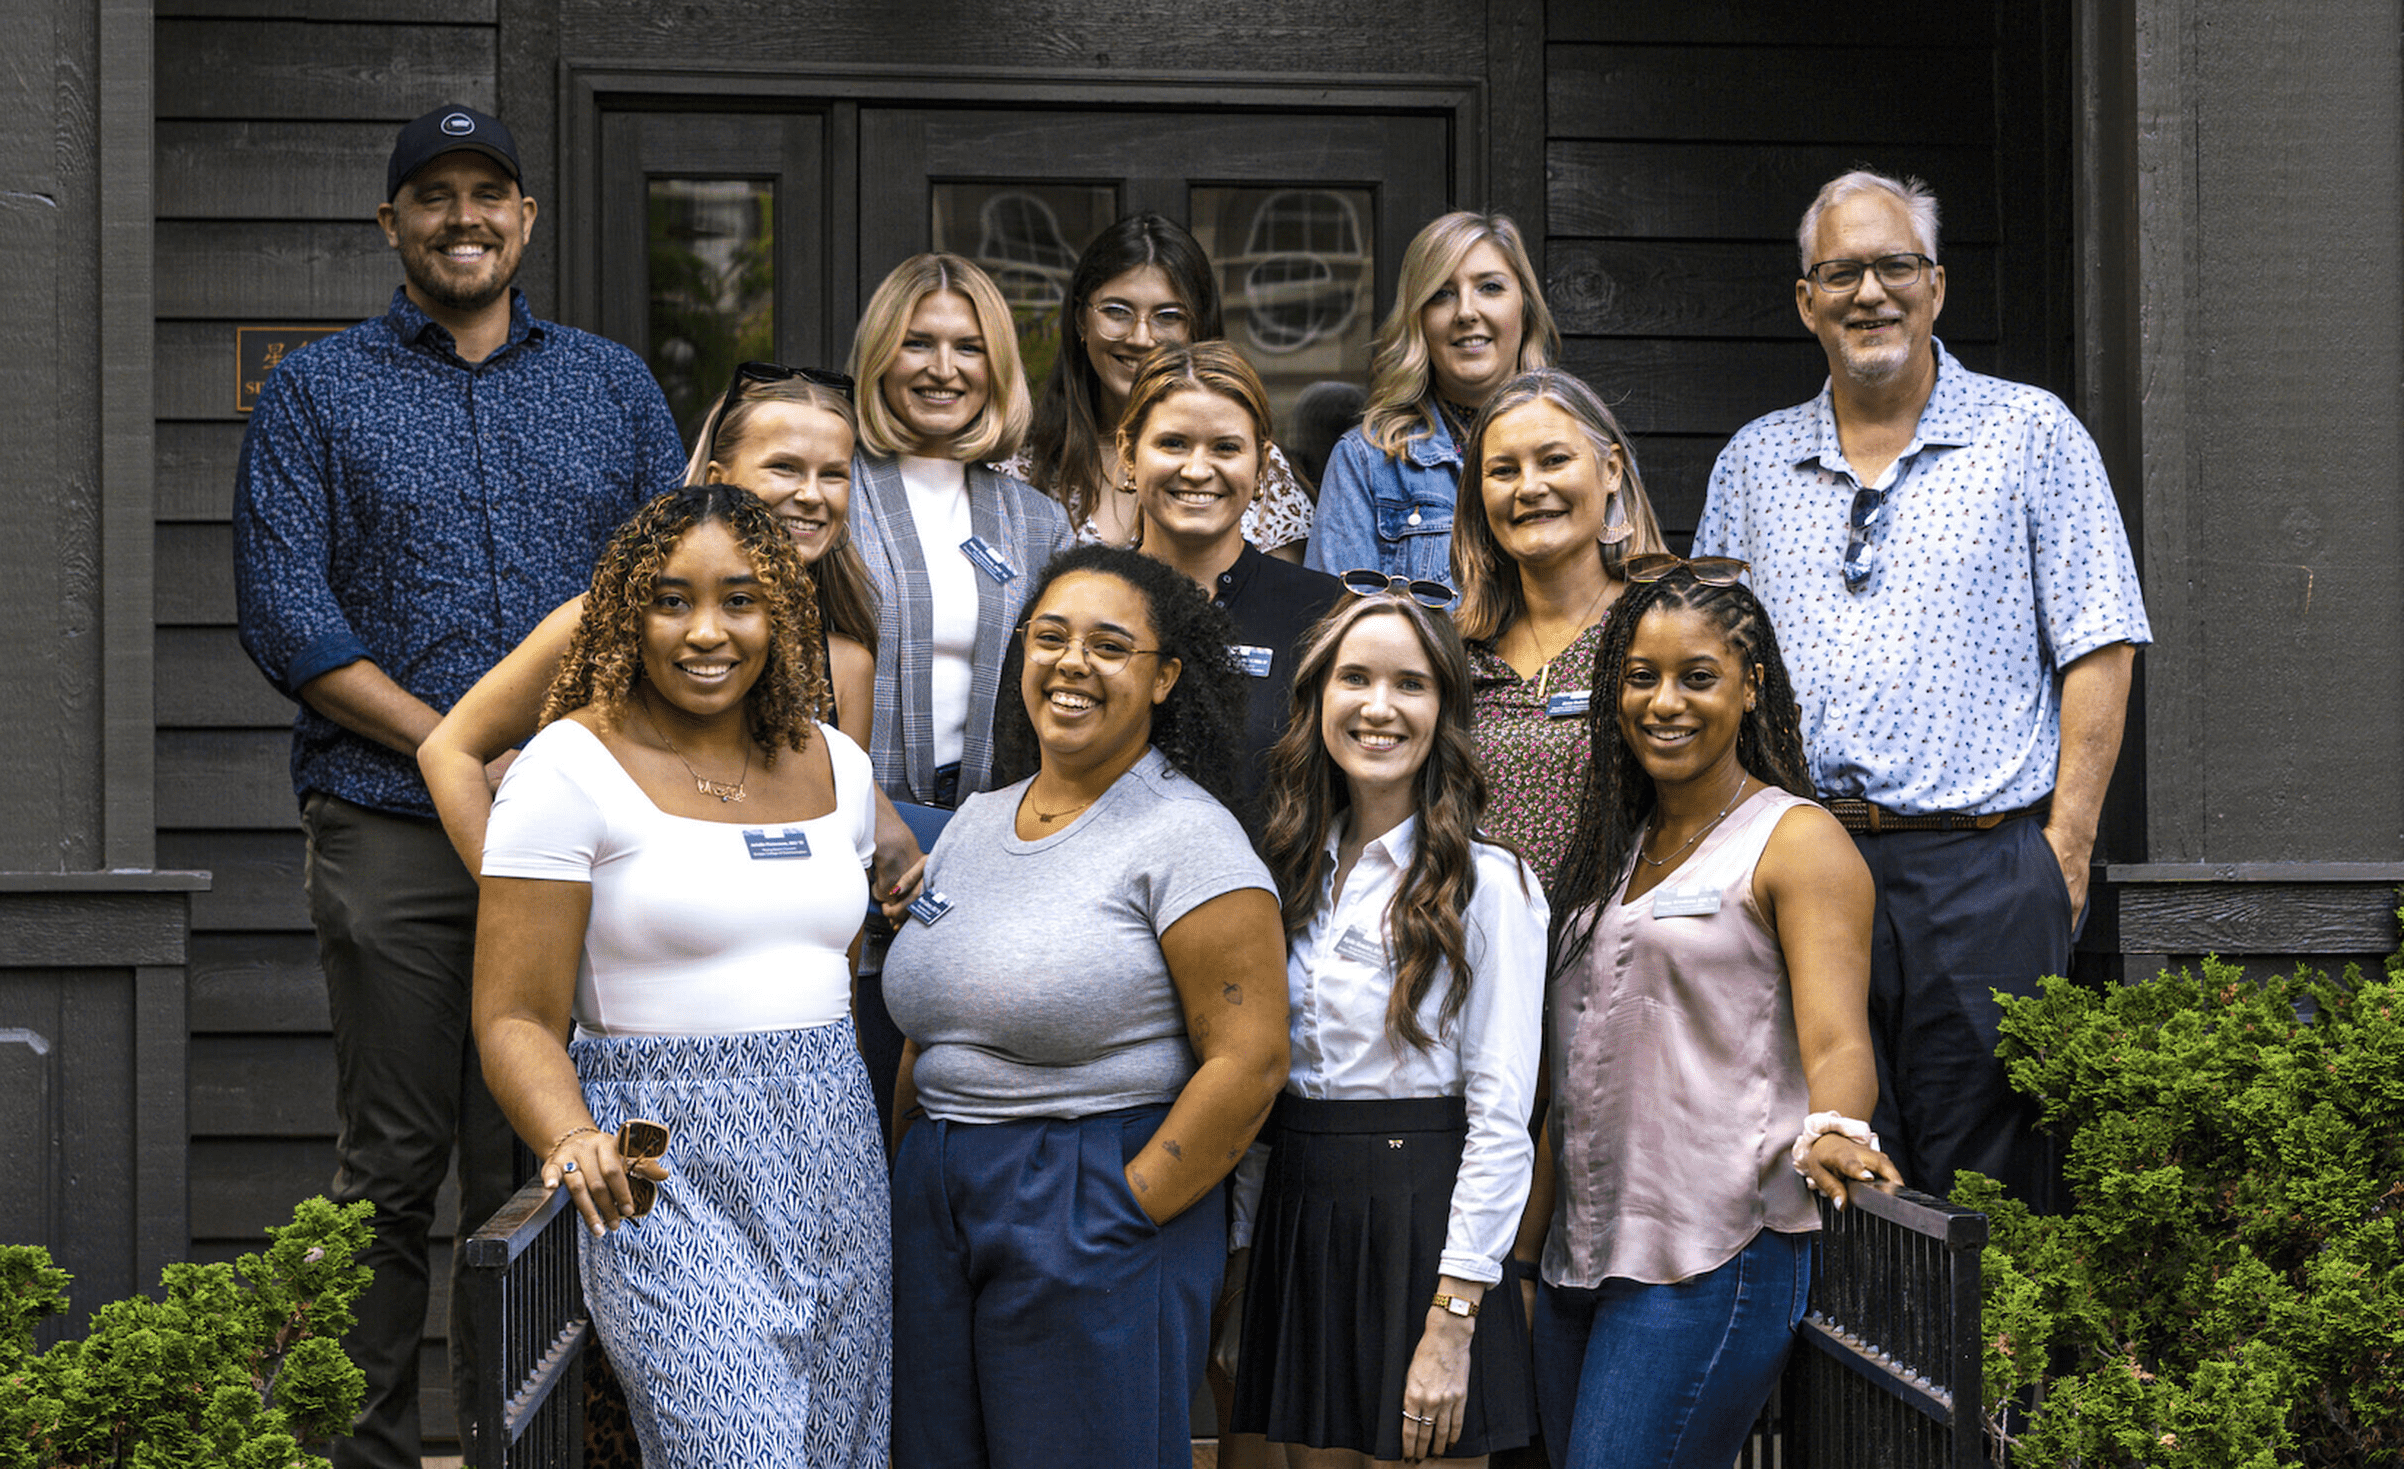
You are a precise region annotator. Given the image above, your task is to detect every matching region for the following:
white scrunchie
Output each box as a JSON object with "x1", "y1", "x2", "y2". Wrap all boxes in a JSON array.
[{"x1": 1790, "y1": 1111, "x2": 1880, "y2": 1173}]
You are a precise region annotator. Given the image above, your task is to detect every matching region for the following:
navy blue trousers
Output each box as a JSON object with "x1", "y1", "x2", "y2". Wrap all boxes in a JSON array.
[
  {"x1": 890, "y1": 1105, "x2": 1223, "y2": 1468},
  {"x1": 1855, "y1": 815, "x2": 2073, "y2": 1207}
]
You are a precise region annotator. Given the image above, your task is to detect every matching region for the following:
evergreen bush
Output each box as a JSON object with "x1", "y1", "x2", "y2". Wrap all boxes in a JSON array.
[
  {"x1": 0, "y1": 1198, "x2": 372, "y2": 1469},
  {"x1": 1961, "y1": 942, "x2": 2404, "y2": 1466}
]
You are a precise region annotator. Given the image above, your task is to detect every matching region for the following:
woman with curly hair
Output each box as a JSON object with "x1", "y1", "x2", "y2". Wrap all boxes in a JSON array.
[
  {"x1": 1306, "y1": 212, "x2": 1559, "y2": 589},
  {"x1": 474, "y1": 483, "x2": 891, "y2": 1467},
  {"x1": 1222, "y1": 590, "x2": 1546, "y2": 1468},
  {"x1": 881, "y1": 543, "x2": 1291, "y2": 1467},
  {"x1": 1529, "y1": 563, "x2": 1897, "y2": 1468},
  {"x1": 993, "y1": 212, "x2": 1315, "y2": 558}
]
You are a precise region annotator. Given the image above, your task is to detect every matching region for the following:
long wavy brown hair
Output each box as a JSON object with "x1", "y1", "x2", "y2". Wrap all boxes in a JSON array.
[
  {"x1": 539, "y1": 484, "x2": 828, "y2": 761},
  {"x1": 1262, "y1": 595, "x2": 1504, "y2": 1052}
]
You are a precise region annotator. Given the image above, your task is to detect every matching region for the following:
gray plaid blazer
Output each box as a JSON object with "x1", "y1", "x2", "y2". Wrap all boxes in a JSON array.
[{"x1": 851, "y1": 451, "x2": 1073, "y2": 803}]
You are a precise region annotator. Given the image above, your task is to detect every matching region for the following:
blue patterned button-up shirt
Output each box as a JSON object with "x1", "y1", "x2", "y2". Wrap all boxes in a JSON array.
[
  {"x1": 233, "y1": 287, "x2": 685, "y2": 817},
  {"x1": 1694, "y1": 341, "x2": 2151, "y2": 815}
]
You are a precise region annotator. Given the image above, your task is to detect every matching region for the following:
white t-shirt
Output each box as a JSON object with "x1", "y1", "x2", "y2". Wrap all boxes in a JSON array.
[
  {"x1": 899, "y1": 454, "x2": 978, "y2": 768},
  {"x1": 481, "y1": 718, "x2": 876, "y2": 1037}
]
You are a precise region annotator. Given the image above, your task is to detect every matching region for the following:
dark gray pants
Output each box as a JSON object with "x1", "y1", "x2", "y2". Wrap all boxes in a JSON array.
[
  {"x1": 302, "y1": 793, "x2": 518, "y2": 1469},
  {"x1": 1856, "y1": 814, "x2": 2073, "y2": 1210}
]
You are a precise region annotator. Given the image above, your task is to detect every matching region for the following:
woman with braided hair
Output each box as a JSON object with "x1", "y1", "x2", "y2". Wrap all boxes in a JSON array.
[
  {"x1": 474, "y1": 483, "x2": 892, "y2": 1466},
  {"x1": 1524, "y1": 562, "x2": 1899, "y2": 1469}
]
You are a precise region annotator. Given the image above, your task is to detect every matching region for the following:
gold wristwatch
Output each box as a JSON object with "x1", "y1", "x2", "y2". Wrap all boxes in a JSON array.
[{"x1": 1431, "y1": 1292, "x2": 1480, "y2": 1318}]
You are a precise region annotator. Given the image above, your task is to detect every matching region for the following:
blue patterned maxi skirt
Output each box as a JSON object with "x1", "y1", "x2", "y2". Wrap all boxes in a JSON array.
[{"x1": 569, "y1": 1021, "x2": 891, "y2": 1468}]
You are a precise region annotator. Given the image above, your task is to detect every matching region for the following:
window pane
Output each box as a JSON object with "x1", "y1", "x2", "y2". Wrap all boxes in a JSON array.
[
  {"x1": 649, "y1": 178, "x2": 775, "y2": 443},
  {"x1": 1190, "y1": 186, "x2": 1376, "y2": 444},
  {"x1": 930, "y1": 183, "x2": 1117, "y2": 390}
]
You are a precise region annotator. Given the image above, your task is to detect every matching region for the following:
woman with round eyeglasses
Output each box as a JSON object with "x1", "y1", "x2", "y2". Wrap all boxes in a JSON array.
[
  {"x1": 1452, "y1": 369, "x2": 1668, "y2": 894},
  {"x1": 994, "y1": 212, "x2": 1315, "y2": 560},
  {"x1": 881, "y1": 544, "x2": 1290, "y2": 1467},
  {"x1": 1306, "y1": 212, "x2": 1560, "y2": 590}
]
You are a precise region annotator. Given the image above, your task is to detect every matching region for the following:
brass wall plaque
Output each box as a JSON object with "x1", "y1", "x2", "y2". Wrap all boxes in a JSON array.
[{"x1": 236, "y1": 326, "x2": 344, "y2": 413}]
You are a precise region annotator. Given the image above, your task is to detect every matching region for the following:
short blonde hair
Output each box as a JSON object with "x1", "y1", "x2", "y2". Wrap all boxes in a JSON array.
[
  {"x1": 1451, "y1": 369, "x2": 1666, "y2": 643},
  {"x1": 1362, "y1": 212, "x2": 1559, "y2": 459},
  {"x1": 847, "y1": 253, "x2": 1032, "y2": 461}
]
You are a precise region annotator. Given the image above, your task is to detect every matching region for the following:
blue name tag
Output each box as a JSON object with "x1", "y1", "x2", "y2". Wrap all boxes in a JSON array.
[
  {"x1": 1651, "y1": 888, "x2": 1723, "y2": 918},
  {"x1": 742, "y1": 827, "x2": 812, "y2": 860},
  {"x1": 1546, "y1": 690, "x2": 1591, "y2": 719},
  {"x1": 1334, "y1": 926, "x2": 1385, "y2": 965},
  {"x1": 959, "y1": 536, "x2": 1017, "y2": 584},
  {"x1": 1230, "y1": 644, "x2": 1275, "y2": 678},
  {"x1": 908, "y1": 890, "x2": 953, "y2": 926}
]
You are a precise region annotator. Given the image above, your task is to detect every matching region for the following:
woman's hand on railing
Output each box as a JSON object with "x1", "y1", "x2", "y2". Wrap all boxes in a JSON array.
[{"x1": 1798, "y1": 1132, "x2": 1902, "y2": 1211}]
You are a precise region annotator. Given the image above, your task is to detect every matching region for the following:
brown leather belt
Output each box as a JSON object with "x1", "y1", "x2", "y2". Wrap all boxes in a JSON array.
[{"x1": 1822, "y1": 797, "x2": 2045, "y2": 836}]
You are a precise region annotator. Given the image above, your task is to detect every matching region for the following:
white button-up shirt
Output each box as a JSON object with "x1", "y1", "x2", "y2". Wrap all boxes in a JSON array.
[{"x1": 1230, "y1": 815, "x2": 1548, "y2": 1283}]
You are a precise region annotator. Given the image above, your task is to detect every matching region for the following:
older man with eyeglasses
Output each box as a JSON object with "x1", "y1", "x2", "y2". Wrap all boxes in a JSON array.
[{"x1": 1692, "y1": 169, "x2": 2150, "y2": 1213}]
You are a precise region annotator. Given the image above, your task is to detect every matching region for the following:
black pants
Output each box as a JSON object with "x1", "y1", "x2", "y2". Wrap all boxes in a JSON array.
[
  {"x1": 1853, "y1": 814, "x2": 2073, "y2": 1209},
  {"x1": 302, "y1": 794, "x2": 519, "y2": 1467}
]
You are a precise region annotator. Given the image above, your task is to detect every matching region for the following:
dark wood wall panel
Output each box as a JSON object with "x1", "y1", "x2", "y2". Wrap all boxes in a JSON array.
[
  {"x1": 1551, "y1": 45, "x2": 1993, "y2": 144},
  {"x1": 156, "y1": 222, "x2": 393, "y2": 318},
  {"x1": 155, "y1": 522, "x2": 234, "y2": 625},
  {"x1": 155, "y1": 20, "x2": 494, "y2": 120},
  {"x1": 157, "y1": 122, "x2": 392, "y2": 218},
  {"x1": 157, "y1": 422, "x2": 246, "y2": 521},
  {"x1": 558, "y1": 0, "x2": 1479, "y2": 71},
  {"x1": 161, "y1": 1, "x2": 495, "y2": 20},
  {"x1": 191, "y1": 1035, "x2": 338, "y2": 1134},
  {"x1": 1540, "y1": 5, "x2": 2045, "y2": 542},
  {"x1": 158, "y1": 731, "x2": 294, "y2": 830},
  {"x1": 189, "y1": 932, "x2": 329, "y2": 1032},
  {"x1": 159, "y1": 832, "x2": 308, "y2": 929},
  {"x1": 157, "y1": 629, "x2": 292, "y2": 726}
]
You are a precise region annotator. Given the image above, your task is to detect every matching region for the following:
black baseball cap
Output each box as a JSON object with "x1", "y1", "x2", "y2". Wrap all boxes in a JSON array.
[{"x1": 387, "y1": 105, "x2": 522, "y2": 200}]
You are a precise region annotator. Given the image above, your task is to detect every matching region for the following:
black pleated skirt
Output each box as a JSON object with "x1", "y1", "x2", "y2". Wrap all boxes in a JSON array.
[{"x1": 1229, "y1": 1094, "x2": 1535, "y2": 1459}]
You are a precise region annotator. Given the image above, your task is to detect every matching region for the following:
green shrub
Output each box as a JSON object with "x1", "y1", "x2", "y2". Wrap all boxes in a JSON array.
[
  {"x1": 1961, "y1": 941, "x2": 2404, "y2": 1466},
  {"x1": 0, "y1": 1198, "x2": 373, "y2": 1469}
]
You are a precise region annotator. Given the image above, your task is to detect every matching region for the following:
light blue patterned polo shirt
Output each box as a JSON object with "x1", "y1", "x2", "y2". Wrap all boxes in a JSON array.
[{"x1": 1694, "y1": 341, "x2": 2151, "y2": 815}]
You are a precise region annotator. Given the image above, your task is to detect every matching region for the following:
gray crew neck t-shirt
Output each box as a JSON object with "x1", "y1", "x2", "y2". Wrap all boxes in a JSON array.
[{"x1": 883, "y1": 747, "x2": 1276, "y2": 1124}]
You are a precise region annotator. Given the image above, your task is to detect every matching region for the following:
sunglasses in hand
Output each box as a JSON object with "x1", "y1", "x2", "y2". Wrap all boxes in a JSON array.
[{"x1": 616, "y1": 1118, "x2": 670, "y2": 1220}]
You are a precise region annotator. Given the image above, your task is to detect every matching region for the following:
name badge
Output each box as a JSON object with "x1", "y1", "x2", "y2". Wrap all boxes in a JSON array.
[
  {"x1": 959, "y1": 536, "x2": 1017, "y2": 584},
  {"x1": 1545, "y1": 690, "x2": 1591, "y2": 719},
  {"x1": 1334, "y1": 926, "x2": 1386, "y2": 965},
  {"x1": 1651, "y1": 888, "x2": 1723, "y2": 918},
  {"x1": 907, "y1": 890, "x2": 954, "y2": 926},
  {"x1": 1230, "y1": 644, "x2": 1275, "y2": 678},
  {"x1": 741, "y1": 827, "x2": 812, "y2": 860}
]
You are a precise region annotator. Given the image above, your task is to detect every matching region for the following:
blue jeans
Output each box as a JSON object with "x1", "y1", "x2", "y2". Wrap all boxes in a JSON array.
[{"x1": 1532, "y1": 1228, "x2": 1812, "y2": 1468}]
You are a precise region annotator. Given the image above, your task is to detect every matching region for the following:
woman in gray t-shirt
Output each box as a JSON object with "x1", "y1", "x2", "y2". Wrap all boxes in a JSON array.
[{"x1": 882, "y1": 543, "x2": 1290, "y2": 1468}]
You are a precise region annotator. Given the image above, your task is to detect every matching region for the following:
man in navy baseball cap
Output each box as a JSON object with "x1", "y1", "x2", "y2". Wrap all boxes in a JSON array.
[{"x1": 386, "y1": 103, "x2": 521, "y2": 200}]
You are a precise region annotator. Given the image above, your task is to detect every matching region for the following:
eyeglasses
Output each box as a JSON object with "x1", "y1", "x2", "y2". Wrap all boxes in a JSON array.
[
  {"x1": 1339, "y1": 569, "x2": 1459, "y2": 611},
  {"x1": 1623, "y1": 553, "x2": 1749, "y2": 586},
  {"x1": 1087, "y1": 300, "x2": 1193, "y2": 343},
  {"x1": 615, "y1": 1118, "x2": 670, "y2": 1219},
  {"x1": 1025, "y1": 625, "x2": 1163, "y2": 674},
  {"x1": 1843, "y1": 484, "x2": 1887, "y2": 591},
  {"x1": 1804, "y1": 253, "x2": 1936, "y2": 294},
  {"x1": 731, "y1": 360, "x2": 854, "y2": 400}
]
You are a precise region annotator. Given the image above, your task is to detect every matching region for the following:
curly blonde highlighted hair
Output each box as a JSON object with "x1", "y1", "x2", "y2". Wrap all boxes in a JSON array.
[{"x1": 540, "y1": 484, "x2": 829, "y2": 760}]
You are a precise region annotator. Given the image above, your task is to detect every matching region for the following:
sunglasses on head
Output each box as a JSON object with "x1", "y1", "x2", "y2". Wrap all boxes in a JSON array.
[
  {"x1": 731, "y1": 361, "x2": 854, "y2": 398},
  {"x1": 1339, "y1": 568, "x2": 1459, "y2": 611},
  {"x1": 1622, "y1": 553, "x2": 1749, "y2": 586}
]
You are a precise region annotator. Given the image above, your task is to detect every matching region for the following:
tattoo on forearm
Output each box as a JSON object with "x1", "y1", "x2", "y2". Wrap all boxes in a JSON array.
[
  {"x1": 1190, "y1": 1012, "x2": 1213, "y2": 1042},
  {"x1": 1131, "y1": 1169, "x2": 1150, "y2": 1195},
  {"x1": 1222, "y1": 982, "x2": 1243, "y2": 1006},
  {"x1": 1162, "y1": 1139, "x2": 1184, "y2": 1160}
]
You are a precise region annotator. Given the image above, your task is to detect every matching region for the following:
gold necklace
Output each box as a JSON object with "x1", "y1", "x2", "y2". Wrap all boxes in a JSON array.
[
  {"x1": 1527, "y1": 578, "x2": 1612, "y2": 702},
  {"x1": 641, "y1": 698, "x2": 750, "y2": 803},
  {"x1": 1029, "y1": 794, "x2": 1096, "y2": 824}
]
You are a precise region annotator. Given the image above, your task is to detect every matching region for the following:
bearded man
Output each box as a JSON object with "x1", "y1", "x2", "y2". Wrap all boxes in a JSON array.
[{"x1": 232, "y1": 104, "x2": 682, "y2": 1468}]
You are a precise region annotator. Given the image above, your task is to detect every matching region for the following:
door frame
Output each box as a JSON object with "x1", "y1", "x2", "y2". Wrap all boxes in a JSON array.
[{"x1": 557, "y1": 62, "x2": 1484, "y2": 350}]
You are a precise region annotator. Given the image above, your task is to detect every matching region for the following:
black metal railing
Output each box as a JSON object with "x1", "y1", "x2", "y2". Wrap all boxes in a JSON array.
[
  {"x1": 1779, "y1": 1181, "x2": 1991, "y2": 1468},
  {"x1": 462, "y1": 1178, "x2": 590, "y2": 1469}
]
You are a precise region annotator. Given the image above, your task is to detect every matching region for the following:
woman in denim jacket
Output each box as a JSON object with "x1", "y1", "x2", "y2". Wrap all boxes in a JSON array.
[{"x1": 1305, "y1": 212, "x2": 1559, "y2": 589}]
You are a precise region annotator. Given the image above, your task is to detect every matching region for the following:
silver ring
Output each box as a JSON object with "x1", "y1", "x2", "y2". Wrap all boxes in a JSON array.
[
  {"x1": 1405, "y1": 1412, "x2": 1433, "y2": 1423},
  {"x1": 560, "y1": 1160, "x2": 578, "y2": 1174}
]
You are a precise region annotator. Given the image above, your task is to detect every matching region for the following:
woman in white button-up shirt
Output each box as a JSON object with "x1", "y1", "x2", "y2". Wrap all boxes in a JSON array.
[{"x1": 1223, "y1": 588, "x2": 1548, "y2": 1467}]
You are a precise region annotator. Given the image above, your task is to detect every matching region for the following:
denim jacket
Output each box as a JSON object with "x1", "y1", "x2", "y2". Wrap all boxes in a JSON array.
[{"x1": 1303, "y1": 407, "x2": 1464, "y2": 588}]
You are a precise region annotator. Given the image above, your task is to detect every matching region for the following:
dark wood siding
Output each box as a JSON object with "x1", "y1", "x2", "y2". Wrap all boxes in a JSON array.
[
  {"x1": 1542, "y1": 0, "x2": 2072, "y2": 552},
  {"x1": 153, "y1": 2, "x2": 497, "y2": 1445}
]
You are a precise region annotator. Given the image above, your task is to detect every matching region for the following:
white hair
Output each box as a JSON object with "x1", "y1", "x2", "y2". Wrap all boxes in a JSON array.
[{"x1": 1797, "y1": 170, "x2": 1941, "y2": 275}]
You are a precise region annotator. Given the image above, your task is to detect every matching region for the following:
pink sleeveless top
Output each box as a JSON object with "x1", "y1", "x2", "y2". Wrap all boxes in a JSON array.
[{"x1": 1541, "y1": 786, "x2": 1821, "y2": 1287}]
